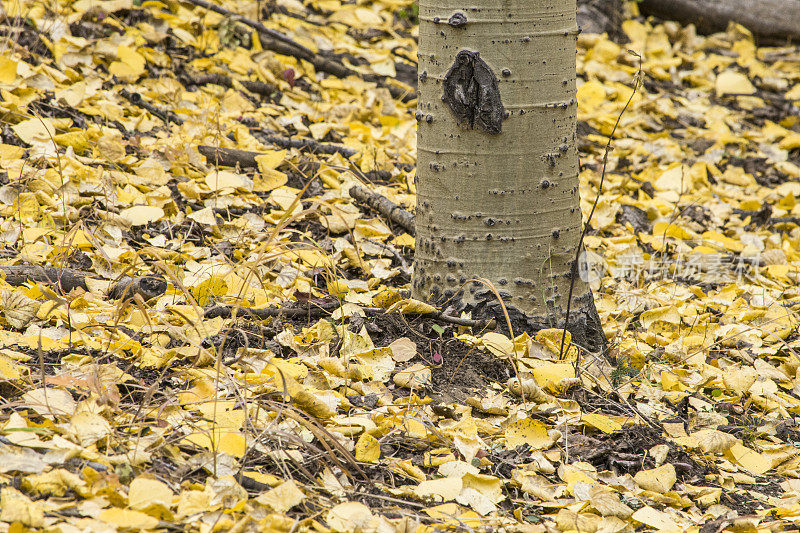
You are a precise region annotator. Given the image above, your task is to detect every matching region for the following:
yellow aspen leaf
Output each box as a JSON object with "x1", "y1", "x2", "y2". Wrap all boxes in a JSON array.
[
  {"x1": 293, "y1": 389, "x2": 337, "y2": 418},
  {"x1": 326, "y1": 502, "x2": 375, "y2": 532},
  {"x1": 701, "y1": 230, "x2": 744, "y2": 252},
  {"x1": 254, "y1": 169, "x2": 288, "y2": 192},
  {"x1": 555, "y1": 509, "x2": 602, "y2": 532},
  {"x1": 388, "y1": 337, "x2": 416, "y2": 362},
  {"x1": 507, "y1": 376, "x2": 551, "y2": 402},
  {"x1": 589, "y1": 486, "x2": 633, "y2": 518},
  {"x1": 577, "y1": 80, "x2": 606, "y2": 113},
  {"x1": 187, "y1": 206, "x2": 217, "y2": 225},
  {"x1": 391, "y1": 233, "x2": 415, "y2": 247},
  {"x1": 355, "y1": 433, "x2": 380, "y2": 463},
  {"x1": 255, "y1": 480, "x2": 306, "y2": 513},
  {"x1": 175, "y1": 490, "x2": 211, "y2": 519},
  {"x1": 393, "y1": 362, "x2": 431, "y2": 389},
  {"x1": 0, "y1": 486, "x2": 44, "y2": 527},
  {"x1": 98, "y1": 507, "x2": 159, "y2": 530},
  {"x1": 581, "y1": 413, "x2": 623, "y2": 434},
  {"x1": 11, "y1": 118, "x2": 55, "y2": 144},
  {"x1": 53, "y1": 131, "x2": 88, "y2": 152},
  {"x1": 190, "y1": 275, "x2": 227, "y2": 306},
  {"x1": 182, "y1": 430, "x2": 246, "y2": 458},
  {"x1": 205, "y1": 170, "x2": 250, "y2": 192},
  {"x1": 372, "y1": 289, "x2": 402, "y2": 308},
  {"x1": 327, "y1": 278, "x2": 349, "y2": 297},
  {"x1": 128, "y1": 476, "x2": 173, "y2": 516},
  {"x1": 456, "y1": 487, "x2": 497, "y2": 516},
  {"x1": 1, "y1": 290, "x2": 40, "y2": 329},
  {"x1": 120, "y1": 205, "x2": 164, "y2": 226},
  {"x1": 715, "y1": 70, "x2": 755, "y2": 96},
  {"x1": 0, "y1": 56, "x2": 17, "y2": 83},
  {"x1": 217, "y1": 432, "x2": 246, "y2": 457},
  {"x1": 504, "y1": 418, "x2": 553, "y2": 450},
  {"x1": 389, "y1": 298, "x2": 436, "y2": 314},
  {"x1": 651, "y1": 222, "x2": 694, "y2": 240},
  {"x1": 355, "y1": 347, "x2": 395, "y2": 381},
  {"x1": 529, "y1": 361, "x2": 575, "y2": 387},
  {"x1": 0, "y1": 353, "x2": 27, "y2": 380},
  {"x1": 725, "y1": 442, "x2": 772, "y2": 474},
  {"x1": 722, "y1": 366, "x2": 757, "y2": 395},
  {"x1": 109, "y1": 45, "x2": 146, "y2": 81},
  {"x1": 0, "y1": 143, "x2": 25, "y2": 161},
  {"x1": 694, "y1": 429, "x2": 737, "y2": 454},
  {"x1": 631, "y1": 506, "x2": 679, "y2": 531},
  {"x1": 70, "y1": 411, "x2": 111, "y2": 447},
  {"x1": 634, "y1": 463, "x2": 676, "y2": 493},
  {"x1": 415, "y1": 477, "x2": 462, "y2": 502},
  {"x1": 462, "y1": 473, "x2": 504, "y2": 504},
  {"x1": 329, "y1": 6, "x2": 383, "y2": 28},
  {"x1": 22, "y1": 387, "x2": 76, "y2": 419},
  {"x1": 481, "y1": 331, "x2": 514, "y2": 357},
  {"x1": 639, "y1": 305, "x2": 681, "y2": 328}
]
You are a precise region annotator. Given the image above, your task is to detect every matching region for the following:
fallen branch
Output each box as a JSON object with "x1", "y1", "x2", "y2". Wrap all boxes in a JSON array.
[
  {"x1": 639, "y1": 0, "x2": 800, "y2": 44},
  {"x1": 733, "y1": 205, "x2": 800, "y2": 228},
  {"x1": 119, "y1": 89, "x2": 184, "y2": 125},
  {"x1": 183, "y1": 0, "x2": 415, "y2": 102},
  {"x1": 0, "y1": 265, "x2": 167, "y2": 300},
  {"x1": 184, "y1": 71, "x2": 282, "y2": 101},
  {"x1": 0, "y1": 265, "x2": 91, "y2": 292},
  {"x1": 107, "y1": 276, "x2": 168, "y2": 301},
  {"x1": 250, "y1": 130, "x2": 359, "y2": 158},
  {"x1": 349, "y1": 184, "x2": 416, "y2": 236},
  {"x1": 198, "y1": 145, "x2": 265, "y2": 168},
  {"x1": 197, "y1": 141, "x2": 356, "y2": 168},
  {"x1": 198, "y1": 145, "x2": 405, "y2": 180}
]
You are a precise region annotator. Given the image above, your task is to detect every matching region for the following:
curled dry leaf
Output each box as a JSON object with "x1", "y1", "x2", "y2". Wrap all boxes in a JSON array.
[
  {"x1": 1, "y1": 290, "x2": 40, "y2": 329},
  {"x1": 634, "y1": 463, "x2": 677, "y2": 494},
  {"x1": 393, "y1": 363, "x2": 431, "y2": 389}
]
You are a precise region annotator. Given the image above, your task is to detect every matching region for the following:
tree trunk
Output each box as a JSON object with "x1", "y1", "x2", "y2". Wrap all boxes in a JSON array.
[
  {"x1": 413, "y1": 0, "x2": 605, "y2": 353},
  {"x1": 639, "y1": 0, "x2": 800, "y2": 44}
]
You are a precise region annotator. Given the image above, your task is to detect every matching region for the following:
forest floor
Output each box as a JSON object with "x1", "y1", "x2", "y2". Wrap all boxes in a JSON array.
[{"x1": 1, "y1": 0, "x2": 800, "y2": 531}]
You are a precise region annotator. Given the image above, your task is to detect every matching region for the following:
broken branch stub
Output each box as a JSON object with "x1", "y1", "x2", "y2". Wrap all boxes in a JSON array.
[{"x1": 442, "y1": 50, "x2": 505, "y2": 134}]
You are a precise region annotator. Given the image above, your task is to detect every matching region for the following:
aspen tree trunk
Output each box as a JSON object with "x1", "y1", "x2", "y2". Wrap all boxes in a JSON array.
[{"x1": 413, "y1": 0, "x2": 606, "y2": 352}]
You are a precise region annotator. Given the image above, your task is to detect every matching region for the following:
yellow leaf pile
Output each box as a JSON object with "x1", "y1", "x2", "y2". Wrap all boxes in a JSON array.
[{"x1": 0, "y1": 0, "x2": 800, "y2": 531}]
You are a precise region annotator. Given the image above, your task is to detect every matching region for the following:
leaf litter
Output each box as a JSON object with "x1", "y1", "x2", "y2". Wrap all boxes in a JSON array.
[{"x1": 0, "y1": 0, "x2": 799, "y2": 531}]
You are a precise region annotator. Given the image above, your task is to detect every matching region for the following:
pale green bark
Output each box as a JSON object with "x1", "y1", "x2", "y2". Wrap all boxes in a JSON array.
[{"x1": 413, "y1": 0, "x2": 603, "y2": 350}]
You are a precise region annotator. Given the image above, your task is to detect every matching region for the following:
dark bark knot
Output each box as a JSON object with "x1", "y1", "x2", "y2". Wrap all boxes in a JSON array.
[
  {"x1": 448, "y1": 12, "x2": 467, "y2": 28},
  {"x1": 442, "y1": 50, "x2": 505, "y2": 134}
]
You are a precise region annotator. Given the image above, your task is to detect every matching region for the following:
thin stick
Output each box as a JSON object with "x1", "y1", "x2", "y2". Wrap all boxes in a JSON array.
[{"x1": 559, "y1": 52, "x2": 643, "y2": 359}]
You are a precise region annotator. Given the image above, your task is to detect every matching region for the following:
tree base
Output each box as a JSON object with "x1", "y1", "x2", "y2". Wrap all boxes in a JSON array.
[{"x1": 463, "y1": 291, "x2": 608, "y2": 357}]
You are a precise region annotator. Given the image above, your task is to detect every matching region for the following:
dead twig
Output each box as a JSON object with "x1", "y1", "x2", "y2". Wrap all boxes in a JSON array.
[{"x1": 349, "y1": 184, "x2": 415, "y2": 236}]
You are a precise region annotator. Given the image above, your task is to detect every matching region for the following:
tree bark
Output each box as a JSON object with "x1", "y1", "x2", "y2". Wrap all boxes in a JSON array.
[
  {"x1": 413, "y1": 0, "x2": 605, "y2": 352},
  {"x1": 639, "y1": 0, "x2": 800, "y2": 44}
]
